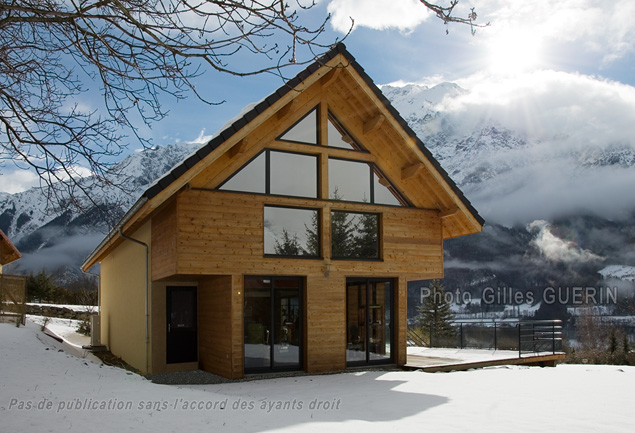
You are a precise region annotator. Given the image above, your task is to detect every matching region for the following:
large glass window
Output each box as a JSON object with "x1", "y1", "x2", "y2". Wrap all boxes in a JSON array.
[
  {"x1": 329, "y1": 159, "x2": 371, "y2": 202},
  {"x1": 329, "y1": 158, "x2": 406, "y2": 206},
  {"x1": 270, "y1": 151, "x2": 317, "y2": 198},
  {"x1": 219, "y1": 150, "x2": 317, "y2": 199},
  {"x1": 265, "y1": 206, "x2": 320, "y2": 257},
  {"x1": 331, "y1": 211, "x2": 379, "y2": 260}
]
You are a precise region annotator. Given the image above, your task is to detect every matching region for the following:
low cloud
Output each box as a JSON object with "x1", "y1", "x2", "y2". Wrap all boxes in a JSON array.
[
  {"x1": 9, "y1": 231, "x2": 105, "y2": 275},
  {"x1": 421, "y1": 70, "x2": 635, "y2": 225},
  {"x1": 528, "y1": 220, "x2": 603, "y2": 264}
]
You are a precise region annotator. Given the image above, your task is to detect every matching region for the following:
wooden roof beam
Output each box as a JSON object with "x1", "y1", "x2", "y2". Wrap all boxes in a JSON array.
[
  {"x1": 363, "y1": 113, "x2": 385, "y2": 135},
  {"x1": 320, "y1": 64, "x2": 343, "y2": 88},
  {"x1": 401, "y1": 163, "x2": 424, "y2": 180},
  {"x1": 440, "y1": 206, "x2": 460, "y2": 218},
  {"x1": 229, "y1": 138, "x2": 249, "y2": 158},
  {"x1": 276, "y1": 99, "x2": 298, "y2": 120}
]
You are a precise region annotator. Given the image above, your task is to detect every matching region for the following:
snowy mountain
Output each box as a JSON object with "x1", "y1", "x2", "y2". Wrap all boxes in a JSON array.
[
  {"x1": 0, "y1": 138, "x2": 205, "y2": 281},
  {"x1": 2, "y1": 83, "x2": 635, "y2": 298}
]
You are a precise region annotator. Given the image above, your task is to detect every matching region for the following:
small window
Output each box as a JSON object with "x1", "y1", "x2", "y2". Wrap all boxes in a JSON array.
[
  {"x1": 331, "y1": 211, "x2": 379, "y2": 260},
  {"x1": 265, "y1": 206, "x2": 320, "y2": 258},
  {"x1": 278, "y1": 108, "x2": 318, "y2": 145}
]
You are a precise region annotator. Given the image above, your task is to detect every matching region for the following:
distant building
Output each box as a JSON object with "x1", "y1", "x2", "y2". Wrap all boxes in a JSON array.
[
  {"x1": 0, "y1": 229, "x2": 21, "y2": 273},
  {"x1": 1, "y1": 229, "x2": 26, "y2": 325},
  {"x1": 82, "y1": 44, "x2": 483, "y2": 379}
]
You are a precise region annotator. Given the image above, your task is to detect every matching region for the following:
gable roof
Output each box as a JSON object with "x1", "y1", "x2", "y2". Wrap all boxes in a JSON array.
[
  {"x1": 82, "y1": 43, "x2": 483, "y2": 271},
  {"x1": 0, "y1": 229, "x2": 21, "y2": 266}
]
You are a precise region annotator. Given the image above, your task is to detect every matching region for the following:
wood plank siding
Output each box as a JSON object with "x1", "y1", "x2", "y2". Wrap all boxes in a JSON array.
[{"x1": 152, "y1": 189, "x2": 443, "y2": 279}]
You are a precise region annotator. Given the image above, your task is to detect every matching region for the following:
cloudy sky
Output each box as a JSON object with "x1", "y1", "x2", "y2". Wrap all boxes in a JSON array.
[{"x1": 2, "y1": 0, "x2": 634, "y2": 195}]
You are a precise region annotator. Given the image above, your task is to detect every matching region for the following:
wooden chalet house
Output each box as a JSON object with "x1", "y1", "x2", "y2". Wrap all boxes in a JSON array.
[{"x1": 82, "y1": 44, "x2": 483, "y2": 379}]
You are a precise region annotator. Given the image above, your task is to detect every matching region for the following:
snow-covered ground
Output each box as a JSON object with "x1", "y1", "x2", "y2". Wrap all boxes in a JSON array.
[
  {"x1": 1, "y1": 321, "x2": 634, "y2": 433},
  {"x1": 407, "y1": 347, "x2": 522, "y2": 366},
  {"x1": 27, "y1": 303, "x2": 98, "y2": 312}
]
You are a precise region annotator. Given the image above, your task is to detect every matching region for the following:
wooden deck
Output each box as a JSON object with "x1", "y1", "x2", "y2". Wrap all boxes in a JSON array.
[{"x1": 405, "y1": 348, "x2": 566, "y2": 372}]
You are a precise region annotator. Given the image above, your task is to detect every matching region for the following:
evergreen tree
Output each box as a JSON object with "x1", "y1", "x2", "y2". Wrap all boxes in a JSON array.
[
  {"x1": 330, "y1": 188, "x2": 357, "y2": 258},
  {"x1": 416, "y1": 279, "x2": 455, "y2": 346},
  {"x1": 26, "y1": 269, "x2": 61, "y2": 303},
  {"x1": 273, "y1": 229, "x2": 305, "y2": 256},
  {"x1": 353, "y1": 212, "x2": 379, "y2": 258},
  {"x1": 304, "y1": 211, "x2": 320, "y2": 257}
]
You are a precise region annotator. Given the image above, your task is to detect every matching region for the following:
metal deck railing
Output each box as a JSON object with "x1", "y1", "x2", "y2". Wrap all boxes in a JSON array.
[{"x1": 414, "y1": 319, "x2": 564, "y2": 357}]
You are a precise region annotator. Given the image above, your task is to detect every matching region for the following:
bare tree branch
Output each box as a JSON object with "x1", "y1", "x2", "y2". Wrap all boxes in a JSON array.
[
  {"x1": 419, "y1": 0, "x2": 489, "y2": 35},
  {"x1": 0, "y1": 0, "x2": 484, "y2": 216}
]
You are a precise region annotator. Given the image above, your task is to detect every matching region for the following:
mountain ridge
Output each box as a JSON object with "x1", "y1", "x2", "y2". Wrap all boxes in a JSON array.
[{"x1": 2, "y1": 83, "x2": 634, "y2": 294}]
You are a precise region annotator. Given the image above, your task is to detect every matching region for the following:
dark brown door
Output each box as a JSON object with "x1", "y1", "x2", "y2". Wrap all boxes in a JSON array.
[{"x1": 166, "y1": 286, "x2": 197, "y2": 364}]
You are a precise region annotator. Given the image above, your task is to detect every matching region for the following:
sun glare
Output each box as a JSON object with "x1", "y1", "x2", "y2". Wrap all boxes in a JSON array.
[{"x1": 487, "y1": 30, "x2": 542, "y2": 75}]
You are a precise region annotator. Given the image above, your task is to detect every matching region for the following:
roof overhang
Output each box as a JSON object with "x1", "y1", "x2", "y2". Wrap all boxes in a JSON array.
[{"x1": 0, "y1": 229, "x2": 21, "y2": 266}]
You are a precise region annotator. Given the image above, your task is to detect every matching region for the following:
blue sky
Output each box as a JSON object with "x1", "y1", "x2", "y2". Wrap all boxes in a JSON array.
[{"x1": 2, "y1": 0, "x2": 635, "y2": 194}]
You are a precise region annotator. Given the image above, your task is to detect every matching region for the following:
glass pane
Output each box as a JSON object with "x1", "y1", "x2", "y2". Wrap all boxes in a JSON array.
[
  {"x1": 331, "y1": 211, "x2": 379, "y2": 259},
  {"x1": 169, "y1": 289, "x2": 196, "y2": 330},
  {"x1": 265, "y1": 207, "x2": 319, "y2": 257},
  {"x1": 273, "y1": 279, "x2": 301, "y2": 368},
  {"x1": 346, "y1": 283, "x2": 366, "y2": 363},
  {"x1": 244, "y1": 279, "x2": 271, "y2": 370},
  {"x1": 270, "y1": 151, "x2": 317, "y2": 198},
  {"x1": 328, "y1": 115, "x2": 359, "y2": 150},
  {"x1": 369, "y1": 281, "x2": 391, "y2": 361},
  {"x1": 278, "y1": 108, "x2": 318, "y2": 144},
  {"x1": 219, "y1": 152, "x2": 266, "y2": 193},
  {"x1": 329, "y1": 159, "x2": 371, "y2": 202},
  {"x1": 373, "y1": 171, "x2": 403, "y2": 206}
]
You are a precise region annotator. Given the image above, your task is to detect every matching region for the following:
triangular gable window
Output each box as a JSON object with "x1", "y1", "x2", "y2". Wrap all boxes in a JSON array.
[
  {"x1": 218, "y1": 151, "x2": 266, "y2": 194},
  {"x1": 278, "y1": 107, "x2": 318, "y2": 145},
  {"x1": 328, "y1": 113, "x2": 363, "y2": 151},
  {"x1": 373, "y1": 170, "x2": 404, "y2": 206},
  {"x1": 328, "y1": 157, "x2": 407, "y2": 206}
]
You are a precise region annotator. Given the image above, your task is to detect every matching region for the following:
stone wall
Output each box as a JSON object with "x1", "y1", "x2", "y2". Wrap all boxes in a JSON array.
[{"x1": 26, "y1": 304, "x2": 94, "y2": 321}]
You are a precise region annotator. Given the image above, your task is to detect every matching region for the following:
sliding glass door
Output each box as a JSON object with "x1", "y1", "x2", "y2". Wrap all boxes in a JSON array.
[
  {"x1": 244, "y1": 277, "x2": 302, "y2": 372},
  {"x1": 346, "y1": 278, "x2": 393, "y2": 365}
]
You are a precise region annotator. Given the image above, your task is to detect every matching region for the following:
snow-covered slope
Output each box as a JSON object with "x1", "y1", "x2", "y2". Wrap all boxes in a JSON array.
[{"x1": 1, "y1": 322, "x2": 634, "y2": 432}]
